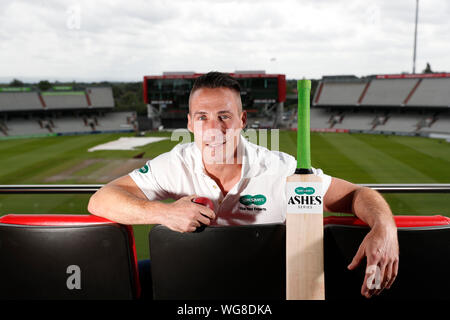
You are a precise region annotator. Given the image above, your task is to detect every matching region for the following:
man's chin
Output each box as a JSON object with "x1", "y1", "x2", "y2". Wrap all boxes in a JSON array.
[{"x1": 201, "y1": 142, "x2": 237, "y2": 165}]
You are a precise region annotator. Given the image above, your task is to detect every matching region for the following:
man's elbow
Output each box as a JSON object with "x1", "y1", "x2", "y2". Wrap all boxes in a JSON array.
[{"x1": 87, "y1": 191, "x2": 103, "y2": 217}]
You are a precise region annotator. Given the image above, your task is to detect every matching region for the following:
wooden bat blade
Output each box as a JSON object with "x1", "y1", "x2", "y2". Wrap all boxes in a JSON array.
[{"x1": 286, "y1": 173, "x2": 325, "y2": 300}]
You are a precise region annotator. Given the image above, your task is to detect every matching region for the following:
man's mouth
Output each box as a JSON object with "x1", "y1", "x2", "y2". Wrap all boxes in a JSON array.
[{"x1": 205, "y1": 140, "x2": 226, "y2": 148}]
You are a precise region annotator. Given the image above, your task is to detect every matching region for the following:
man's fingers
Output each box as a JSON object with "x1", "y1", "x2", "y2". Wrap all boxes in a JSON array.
[
  {"x1": 348, "y1": 245, "x2": 365, "y2": 270},
  {"x1": 362, "y1": 251, "x2": 382, "y2": 298},
  {"x1": 199, "y1": 207, "x2": 216, "y2": 220},
  {"x1": 381, "y1": 261, "x2": 393, "y2": 291},
  {"x1": 196, "y1": 212, "x2": 212, "y2": 226},
  {"x1": 191, "y1": 220, "x2": 201, "y2": 228},
  {"x1": 361, "y1": 264, "x2": 378, "y2": 298},
  {"x1": 190, "y1": 198, "x2": 216, "y2": 220},
  {"x1": 361, "y1": 272, "x2": 370, "y2": 298},
  {"x1": 386, "y1": 259, "x2": 399, "y2": 289}
]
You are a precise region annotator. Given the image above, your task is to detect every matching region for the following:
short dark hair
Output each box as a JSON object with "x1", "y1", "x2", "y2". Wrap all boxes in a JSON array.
[{"x1": 191, "y1": 71, "x2": 241, "y2": 95}]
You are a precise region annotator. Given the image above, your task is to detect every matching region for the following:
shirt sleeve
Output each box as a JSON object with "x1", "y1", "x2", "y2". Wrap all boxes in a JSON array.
[
  {"x1": 128, "y1": 158, "x2": 170, "y2": 201},
  {"x1": 312, "y1": 167, "x2": 332, "y2": 195}
]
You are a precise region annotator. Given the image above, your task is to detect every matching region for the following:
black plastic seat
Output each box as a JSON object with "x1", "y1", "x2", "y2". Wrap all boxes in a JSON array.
[
  {"x1": 0, "y1": 214, "x2": 140, "y2": 300},
  {"x1": 324, "y1": 215, "x2": 450, "y2": 300},
  {"x1": 149, "y1": 223, "x2": 286, "y2": 300},
  {"x1": 149, "y1": 215, "x2": 450, "y2": 300}
]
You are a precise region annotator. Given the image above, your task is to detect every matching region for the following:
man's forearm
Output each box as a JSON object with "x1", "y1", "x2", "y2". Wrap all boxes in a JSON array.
[
  {"x1": 352, "y1": 187, "x2": 396, "y2": 229},
  {"x1": 88, "y1": 185, "x2": 167, "y2": 225}
]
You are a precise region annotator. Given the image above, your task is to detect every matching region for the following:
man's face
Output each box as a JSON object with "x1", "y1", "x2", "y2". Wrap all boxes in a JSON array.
[{"x1": 187, "y1": 87, "x2": 247, "y2": 165}]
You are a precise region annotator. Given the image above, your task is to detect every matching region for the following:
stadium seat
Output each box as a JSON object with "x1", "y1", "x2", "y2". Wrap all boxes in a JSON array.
[
  {"x1": 323, "y1": 215, "x2": 450, "y2": 300},
  {"x1": 149, "y1": 223, "x2": 286, "y2": 300},
  {"x1": 149, "y1": 215, "x2": 450, "y2": 300},
  {"x1": 0, "y1": 214, "x2": 140, "y2": 300}
]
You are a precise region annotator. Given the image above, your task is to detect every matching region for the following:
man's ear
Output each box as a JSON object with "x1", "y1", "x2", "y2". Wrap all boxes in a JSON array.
[
  {"x1": 187, "y1": 113, "x2": 193, "y2": 133},
  {"x1": 241, "y1": 110, "x2": 247, "y2": 129}
]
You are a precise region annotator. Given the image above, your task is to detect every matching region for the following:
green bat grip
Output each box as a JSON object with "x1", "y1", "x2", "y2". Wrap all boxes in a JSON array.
[{"x1": 297, "y1": 79, "x2": 311, "y2": 170}]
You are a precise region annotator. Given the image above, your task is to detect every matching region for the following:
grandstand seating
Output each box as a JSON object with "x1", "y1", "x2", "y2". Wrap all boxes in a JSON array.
[
  {"x1": 312, "y1": 74, "x2": 450, "y2": 135},
  {"x1": 361, "y1": 79, "x2": 418, "y2": 106},
  {"x1": 331, "y1": 112, "x2": 374, "y2": 130},
  {"x1": 87, "y1": 87, "x2": 115, "y2": 108},
  {"x1": 6, "y1": 119, "x2": 51, "y2": 136},
  {"x1": 42, "y1": 92, "x2": 89, "y2": 110},
  {"x1": 1, "y1": 112, "x2": 136, "y2": 136},
  {"x1": 0, "y1": 87, "x2": 114, "y2": 112},
  {"x1": 96, "y1": 112, "x2": 136, "y2": 131},
  {"x1": 309, "y1": 108, "x2": 332, "y2": 129},
  {"x1": 375, "y1": 113, "x2": 421, "y2": 132},
  {"x1": 0, "y1": 92, "x2": 43, "y2": 111},
  {"x1": 309, "y1": 108, "x2": 450, "y2": 135},
  {"x1": 0, "y1": 86, "x2": 129, "y2": 136},
  {"x1": 315, "y1": 81, "x2": 367, "y2": 106},
  {"x1": 407, "y1": 78, "x2": 450, "y2": 107},
  {"x1": 52, "y1": 117, "x2": 95, "y2": 133},
  {"x1": 419, "y1": 113, "x2": 450, "y2": 134},
  {"x1": 314, "y1": 75, "x2": 450, "y2": 109}
]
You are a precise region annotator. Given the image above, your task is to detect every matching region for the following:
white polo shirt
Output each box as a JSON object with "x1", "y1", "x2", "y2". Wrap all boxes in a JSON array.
[{"x1": 129, "y1": 136, "x2": 332, "y2": 226}]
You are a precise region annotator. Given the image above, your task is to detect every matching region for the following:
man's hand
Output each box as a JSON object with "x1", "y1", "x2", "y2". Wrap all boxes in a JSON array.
[
  {"x1": 161, "y1": 195, "x2": 216, "y2": 233},
  {"x1": 347, "y1": 224, "x2": 399, "y2": 298}
]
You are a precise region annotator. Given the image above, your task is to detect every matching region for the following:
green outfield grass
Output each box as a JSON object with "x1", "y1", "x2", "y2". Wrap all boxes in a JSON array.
[{"x1": 0, "y1": 131, "x2": 449, "y2": 260}]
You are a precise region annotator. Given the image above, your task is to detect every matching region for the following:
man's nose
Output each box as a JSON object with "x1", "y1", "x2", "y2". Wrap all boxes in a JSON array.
[{"x1": 204, "y1": 118, "x2": 225, "y2": 131}]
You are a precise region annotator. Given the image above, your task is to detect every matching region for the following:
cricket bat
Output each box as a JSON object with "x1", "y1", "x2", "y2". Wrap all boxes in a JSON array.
[{"x1": 286, "y1": 79, "x2": 325, "y2": 300}]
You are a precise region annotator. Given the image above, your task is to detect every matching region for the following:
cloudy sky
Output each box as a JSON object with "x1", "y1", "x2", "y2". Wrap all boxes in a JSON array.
[{"x1": 1, "y1": 0, "x2": 449, "y2": 82}]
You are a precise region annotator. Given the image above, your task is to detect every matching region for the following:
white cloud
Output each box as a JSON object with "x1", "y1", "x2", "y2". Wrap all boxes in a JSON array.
[{"x1": 0, "y1": 0, "x2": 448, "y2": 82}]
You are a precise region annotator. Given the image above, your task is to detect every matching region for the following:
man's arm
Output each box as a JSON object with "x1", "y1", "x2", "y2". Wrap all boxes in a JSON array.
[
  {"x1": 87, "y1": 175, "x2": 215, "y2": 232},
  {"x1": 323, "y1": 177, "x2": 399, "y2": 298}
]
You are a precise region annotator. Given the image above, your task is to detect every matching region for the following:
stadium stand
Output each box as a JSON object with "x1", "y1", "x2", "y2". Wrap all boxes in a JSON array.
[
  {"x1": 331, "y1": 112, "x2": 374, "y2": 131},
  {"x1": 309, "y1": 108, "x2": 332, "y2": 129},
  {"x1": 312, "y1": 73, "x2": 450, "y2": 136},
  {"x1": 0, "y1": 92, "x2": 43, "y2": 111},
  {"x1": 361, "y1": 79, "x2": 418, "y2": 106},
  {"x1": 374, "y1": 113, "x2": 422, "y2": 132},
  {"x1": 96, "y1": 112, "x2": 137, "y2": 131},
  {"x1": 407, "y1": 78, "x2": 450, "y2": 107},
  {"x1": 314, "y1": 80, "x2": 367, "y2": 106},
  {"x1": 42, "y1": 92, "x2": 89, "y2": 110},
  {"x1": 2, "y1": 112, "x2": 136, "y2": 136},
  {"x1": 87, "y1": 87, "x2": 115, "y2": 108},
  {"x1": 419, "y1": 113, "x2": 450, "y2": 134},
  {"x1": 0, "y1": 86, "x2": 137, "y2": 137},
  {"x1": 4, "y1": 119, "x2": 48, "y2": 136}
]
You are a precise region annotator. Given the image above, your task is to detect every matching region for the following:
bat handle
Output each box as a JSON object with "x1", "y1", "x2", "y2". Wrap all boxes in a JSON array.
[{"x1": 297, "y1": 79, "x2": 312, "y2": 170}]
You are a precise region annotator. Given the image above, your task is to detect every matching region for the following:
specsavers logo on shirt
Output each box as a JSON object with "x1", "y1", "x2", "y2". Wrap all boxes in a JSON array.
[
  {"x1": 139, "y1": 165, "x2": 149, "y2": 174},
  {"x1": 239, "y1": 194, "x2": 267, "y2": 212}
]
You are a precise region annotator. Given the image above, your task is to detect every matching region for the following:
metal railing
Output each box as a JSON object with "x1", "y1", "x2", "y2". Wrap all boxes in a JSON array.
[{"x1": 0, "y1": 184, "x2": 449, "y2": 194}]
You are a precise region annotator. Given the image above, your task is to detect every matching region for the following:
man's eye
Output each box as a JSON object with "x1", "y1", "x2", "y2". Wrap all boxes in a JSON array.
[
  {"x1": 197, "y1": 115, "x2": 207, "y2": 120},
  {"x1": 219, "y1": 115, "x2": 230, "y2": 120}
]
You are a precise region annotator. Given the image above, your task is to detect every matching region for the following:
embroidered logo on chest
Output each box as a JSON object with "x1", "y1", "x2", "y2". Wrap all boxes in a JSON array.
[{"x1": 239, "y1": 194, "x2": 267, "y2": 206}]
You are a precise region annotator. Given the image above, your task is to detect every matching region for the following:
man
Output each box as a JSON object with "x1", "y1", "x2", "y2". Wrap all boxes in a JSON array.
[{"x1": 88, "y1": 72, "x2": 399, "y2": 299}]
